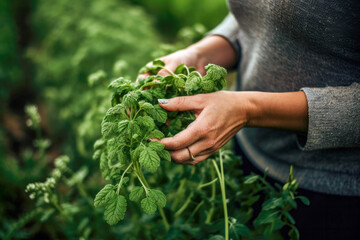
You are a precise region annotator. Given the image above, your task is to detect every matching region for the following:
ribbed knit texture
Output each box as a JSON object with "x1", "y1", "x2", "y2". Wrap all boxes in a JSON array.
[{"x1": 210, "y1": 0, "x2": 360, "y2": 196}]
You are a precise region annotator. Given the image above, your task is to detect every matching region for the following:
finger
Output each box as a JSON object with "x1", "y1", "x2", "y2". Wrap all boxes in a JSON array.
[
  {"x1": 136, "y1": 73, "x2": 150, "y2": 83},
  {"x1": 158, "y1": 95, "x2": 205, "y2": 112},
  {"x1": 160, "y1": 120, "x2": 202, "y2": 150},
  {"x1": 169, "y1": 139, "x2": 212, "y2": 163},
  {"x1": 173, "y1": 153, "x2": 211, "y2": 165}
]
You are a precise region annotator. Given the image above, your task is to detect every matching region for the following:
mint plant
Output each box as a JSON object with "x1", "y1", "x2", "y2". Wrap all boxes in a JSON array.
[{"x1": 93, "y1": 60, "x2": 227, "y2": 228}]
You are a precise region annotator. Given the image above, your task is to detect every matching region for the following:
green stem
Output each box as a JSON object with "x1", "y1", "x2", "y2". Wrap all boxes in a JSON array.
[
  {"x1": 162, "y1": 66, "x2": 175, "y2": 76},
  {"x1": 205, "y1": 168, "x2": 216, "y2": 224},
  {"x1": 158, "y1": 207, "x2": 170, "y2": 232},
  {"x1": 171, "y1": 179, "x2": 186, "y2": 211},
  {"x1": 212, "y1": 149, "x2": 229, "y2": 240},
  {"x1": 117, "y1": 163, "x2": 133, "y2": 194},
  {"x1": 174, "y1": 192, "x2": 194, "y2": 217},
  {"x1": 135, "y1": 172, "x2": 149, "y2": 195},
  {"x1": 186, "y1": 200, "x2": 204, "y2": 223},
  {"x1": 198, "y1": 178, "x2": 218, "y2": 189},
  {"x1": 50, "y1": 198, "x2": 68, "y2": 219},
  {"x1": 136, "y1": 168, "x2": 170, "y2": 231}
]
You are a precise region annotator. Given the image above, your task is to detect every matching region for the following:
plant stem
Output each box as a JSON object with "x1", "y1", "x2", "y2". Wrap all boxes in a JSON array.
[
  {"x1": 212, "y1": 149, "x2": 229, "y2": 240},
  {"x1": 158, "y1": 207, "x2": 170, "y2": 232},
  {"x1": 162, "y1": 66, "x2": 175, "y2": 76},
  {"x1": 198, "y1": 178, "x2": 218, "y2": 189},
  {"x1": 174, "y1": 192, "x2": 194, "y2": 217},
  {"x1": 186, "y1": 200, "x2": 204, "y2": 223},
  {"x1": 136, "y1": 168, "x2": 170, "y2": 232},
  {"x1": 205, "y1": 168, "x2": 216, "y2": 224},
  {"x1": 171, "y1": 179, "x2": 186, "y2": 211},
  {"x1": 117, "y1": 162, "x2": 133, "y2": 194}
]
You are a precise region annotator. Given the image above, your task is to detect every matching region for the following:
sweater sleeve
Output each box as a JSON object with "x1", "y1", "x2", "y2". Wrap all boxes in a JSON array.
[
  {"x1": 208, "y1": 14, "x2": 241, "y2": 65},
  {"x1": 298, "y1": 82, "x2": 360, "y2": 150}
]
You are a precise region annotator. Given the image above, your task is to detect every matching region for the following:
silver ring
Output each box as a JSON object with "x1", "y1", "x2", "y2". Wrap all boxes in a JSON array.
[{"x1": 186, "y1": 147, "x2": 196, "y2": 161}]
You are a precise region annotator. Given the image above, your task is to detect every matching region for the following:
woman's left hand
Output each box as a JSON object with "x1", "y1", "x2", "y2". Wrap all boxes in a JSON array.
[{"x1": 158, "y1": 91, "x2": 252, "y2": 165}]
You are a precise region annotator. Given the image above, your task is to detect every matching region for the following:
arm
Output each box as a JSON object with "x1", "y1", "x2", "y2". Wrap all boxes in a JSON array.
[{"x1": 158, "y1": 90, "x2": 308, "y2": 165}]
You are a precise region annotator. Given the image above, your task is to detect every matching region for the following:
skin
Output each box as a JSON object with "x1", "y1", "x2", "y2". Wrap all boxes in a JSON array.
[{"x1": 144, "y1": 35, "x2": 309, "y2": 165}]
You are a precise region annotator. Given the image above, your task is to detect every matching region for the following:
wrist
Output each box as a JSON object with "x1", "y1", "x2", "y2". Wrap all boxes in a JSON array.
[{"x1": 241, "y1": 91, "x2": 308, "y2": 132}]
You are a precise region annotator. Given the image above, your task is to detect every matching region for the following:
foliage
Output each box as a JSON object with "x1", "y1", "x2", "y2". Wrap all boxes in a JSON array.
[
  {"x1": 125, "y1": 0, "x2": 228, "y2": 38},
  {"x1": 27, "y1": 0, "x2": 160, "y2": 156},
  {"x1": 0, "y1": 0, "x2": 23, "y2": 106}
]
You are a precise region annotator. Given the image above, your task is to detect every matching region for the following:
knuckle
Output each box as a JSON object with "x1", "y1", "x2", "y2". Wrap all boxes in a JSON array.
[
  {"x1": 171, "y1": 152, "x2": 183, "y2": 163},
  {"x1": 206, "y1": 139, "x2": 217, "y2": 150}
]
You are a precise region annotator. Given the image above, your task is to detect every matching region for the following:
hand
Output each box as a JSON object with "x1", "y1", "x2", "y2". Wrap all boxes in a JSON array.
[
  {"x1": 137, "y1": 48, "x2": 208, "y2": 84},
  {"x1": 158, "y1": 91, "x2": 251, "y2": 165},
  {"x1": 137, "y1": 35, "x2": 238, "y2": 81}
]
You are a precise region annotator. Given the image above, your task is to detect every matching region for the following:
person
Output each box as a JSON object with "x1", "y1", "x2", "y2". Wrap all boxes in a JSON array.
[{"x1": 149, "y1": 1, "x2": 360, "y2": 239}]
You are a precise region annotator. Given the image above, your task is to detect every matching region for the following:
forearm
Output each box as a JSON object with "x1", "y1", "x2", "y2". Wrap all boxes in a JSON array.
[
  {"x1": 186, "y1": 35, "x2": 237, "y2": 71},
  {"x1": 243, "y1": 91, "x2": 308, "y2": 132}
]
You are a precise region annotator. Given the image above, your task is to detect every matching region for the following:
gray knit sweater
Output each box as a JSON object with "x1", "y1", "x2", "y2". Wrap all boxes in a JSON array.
[{"x1": 210, "y1": 0, "x2": 360, "y2": 196}]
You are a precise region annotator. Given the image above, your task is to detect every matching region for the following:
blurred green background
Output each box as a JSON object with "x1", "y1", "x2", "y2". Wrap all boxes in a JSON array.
[{"x1": 0, "y1": 0, "x2": 228, "y2": 238}]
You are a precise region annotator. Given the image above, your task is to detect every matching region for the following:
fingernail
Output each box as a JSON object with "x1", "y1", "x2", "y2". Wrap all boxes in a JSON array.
[
  {"x1": 147, "y1": 139, "x2": 152, "y2": 142},
  {"x1": 158, "y1": 99, "x2": 168, "y2": 104}
]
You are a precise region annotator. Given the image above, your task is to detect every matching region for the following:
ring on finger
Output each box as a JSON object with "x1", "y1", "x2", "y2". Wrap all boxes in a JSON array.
[{"x1": 186, "y1": 147, "x2": 196, "y2": 161}]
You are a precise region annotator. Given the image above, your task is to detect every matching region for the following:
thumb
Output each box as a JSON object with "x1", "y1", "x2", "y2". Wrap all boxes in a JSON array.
[{"x1": 158, "y1": 95, "x2": 205, "y2": 112}]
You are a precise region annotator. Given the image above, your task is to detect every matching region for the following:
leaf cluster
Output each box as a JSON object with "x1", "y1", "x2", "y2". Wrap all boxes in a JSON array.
[{"x1": 93, "y1": 60, "x2": 228, "y2": 225}]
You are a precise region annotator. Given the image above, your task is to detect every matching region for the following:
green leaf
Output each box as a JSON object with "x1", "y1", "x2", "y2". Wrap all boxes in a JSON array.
[
  {"x1": 135, "y1": 116, "x2": 155, "y2": 131},
  {"x1": 129, "y1": 186, "x2": 144, "y2": 202},
  {"x1": 93, "y1": 139, "x2": 106, "y2": 150},
  {"x1": 174, "y1": 63, "x2": 189, "y2": 75},
  {"x1": 132, "y1": 145, "x2": 144, "y2": 161},
  {"x1": 185, "y1": 72, "x2": 202, "y2": 92},
  {"x1": 145, "y1": 129, "x2": 165, "y2": 139},
  {"x1": 127, "y1": 120, "x2": 141, "y2": 136},
  {"x1": 108, "y1": 77, "x2": 133, "y2": 93},
  {"x1": 254, "y1": 211, "x2": 280, "y2": 225},
  {"x1": 297, "y1": 196, "x2": 310, "y2": 206},
  {"x1": 244, "y1": 175, "x2": 260, "y2": 184},
  {"x1": 148, "y1": 141, "x2": 165, "y2": 151},
  {"x1": 141, "y1": 197, "x2": 157, "y2": 215},
  {"x1": 283, "y1": 211, "x2": 296, "y2": 225},
  {"x1": 141, "y1": 90, "x2": 153, "y2": 102},
  {"x1": 100, "y1": 152, "x2": 110, "y2": 179},
  {"x1": 101, "y1": 121, "x2": 117, "y2": 139},
  {"x1": 158, "y1": 149, "x2": 171, "y2": 162},
  {"x1": 139, "y1": 59, "x2": 165, "y2": 75},
  {"x1": 230, "y1": 222, "x2": 252, "y2": 238},
  {"x1": 123, "y1": 91, "x2": 139, "y2": 107},
  {"x1": 151, "y1": 105, "x2": 167, "y2": 123},
  {"x1": 262, "y1": 197, "x2": 283, "y2": 211},
  {"x1": 148, "y1": 189, "x2": 166, "y2": 208},
  {"x1": 94, "y1": 184, "x2": 115, "y2": 208},
  {"x1": 106, "y1": 104, "x2": 126, "y2": 117},
  {"x1": 288, "y1": 226, "x2": 300, "y2": 240},
  {"x1": 118, "y1": 146, "x2": 130, "y2": 165},
  {"x1": 104, "y1": 194, "x2": 127, "y2": 225},
  {"x1": 139, "y1": 147, "x2": 161, "y2": 173},
  {"x1": 118, "y1": 120, "x2": 130, "y2": 134},
  {"x1": 92, "y1": 149, "x2": 102, "y2": 160},
  {"x1": 139, "y1": 101, "x2": 154, "y2": 111},
  {"x1": 201, "y1": 80, "x2": 215, "y2": 92},
  {"x1": 88, "y1": 70, "x2": 107, "y2": 86},
  {"x1": 148, "y1": 87, "x2": 166, "y2": 99},
  {"x1": 174, "y1": 76, "x2": 186, "y2": 88}
]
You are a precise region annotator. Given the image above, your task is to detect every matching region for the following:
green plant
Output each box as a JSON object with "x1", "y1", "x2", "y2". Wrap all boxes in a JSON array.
[
  {"x1": 93, "y1": 60, "x2": 227, "y2": 228},
  {"x1": 92, "y1": 60, "x2": 309, "y2": 240}
]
